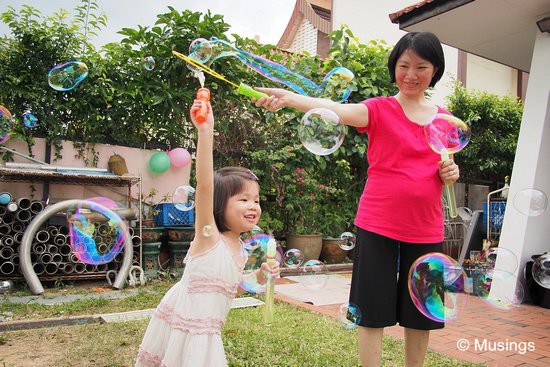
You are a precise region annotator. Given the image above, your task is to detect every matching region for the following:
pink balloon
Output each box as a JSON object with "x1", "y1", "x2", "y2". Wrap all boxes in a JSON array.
[{"x1": 168, "y1": 148, "x2": 191, "y2": 168}]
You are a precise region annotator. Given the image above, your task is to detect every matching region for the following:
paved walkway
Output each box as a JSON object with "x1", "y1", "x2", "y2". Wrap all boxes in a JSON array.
[{"x1": 275, "y1": 273, "x2": 550, "y2": 367}]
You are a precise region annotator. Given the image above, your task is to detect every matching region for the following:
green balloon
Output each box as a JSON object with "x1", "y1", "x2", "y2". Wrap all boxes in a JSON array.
[{"x1": 148, "y1": 152, "x2": 171, "y2": 174}]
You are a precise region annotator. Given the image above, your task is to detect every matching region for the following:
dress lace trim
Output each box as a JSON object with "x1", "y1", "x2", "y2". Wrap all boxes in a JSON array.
[
  {"x1": 136, "y1": 346, "x2": 167, "y2": 367},
  {"x1": 187, "y1": 275, "x2": 239, "y2": 298},
  {"x1": 155, "y1": 302, "x2": 224, "y2": 335}
]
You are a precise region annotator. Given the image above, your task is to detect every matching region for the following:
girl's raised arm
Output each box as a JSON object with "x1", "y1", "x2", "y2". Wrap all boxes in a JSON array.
[{"x1": 188, "y1": 97, "x2": 219, "y2": 254}]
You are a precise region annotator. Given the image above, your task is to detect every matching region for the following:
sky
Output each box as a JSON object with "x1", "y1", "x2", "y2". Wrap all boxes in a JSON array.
[{"x1": 0, "y1": 0, "x2": 296, "y2": 46}]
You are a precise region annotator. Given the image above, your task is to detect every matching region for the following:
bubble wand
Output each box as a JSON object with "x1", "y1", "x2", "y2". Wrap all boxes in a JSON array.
[
  {"x1": 424, "y1": 114, "x2": 471, "y2": 218},
  {"x1": 172, "y1": 51, "x2": 268, "y2": 100},
  {"x1": 263, "y1": 237, "x2": 277, "y2": 325}
]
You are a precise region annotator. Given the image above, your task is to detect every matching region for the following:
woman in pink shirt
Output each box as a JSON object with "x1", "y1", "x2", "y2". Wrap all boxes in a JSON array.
[{"x1": 253, "y1": 32, "x2": 460, "y2": 367}]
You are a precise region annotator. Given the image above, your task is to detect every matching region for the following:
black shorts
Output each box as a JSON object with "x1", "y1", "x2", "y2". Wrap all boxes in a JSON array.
[{"x1": 349, "y1": 228, "x2": 444, "y2": 330}]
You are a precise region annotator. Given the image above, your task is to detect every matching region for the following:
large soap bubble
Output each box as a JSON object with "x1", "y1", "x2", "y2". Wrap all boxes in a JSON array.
[
  {"x1": 48, "y1": 61, "x2": 89, "y2": 91},
  {"x1": 408, "y1": 252, "x2": 468, "y2": 322},
  {"x1": 298, "y1": 108, "x2": 345, "y2": 156},
  {"x1": 513, "y1": 188, "x2": 548, "y2": 217}
]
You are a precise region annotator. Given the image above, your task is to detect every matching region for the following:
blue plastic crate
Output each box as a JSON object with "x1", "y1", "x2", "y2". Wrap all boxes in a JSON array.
[
  {"x1": 482, "y1": 201, "x2": 507, "y2": 229},
  {"x1": 154, "y1": 203, "x2": 194, "y2": 227}
]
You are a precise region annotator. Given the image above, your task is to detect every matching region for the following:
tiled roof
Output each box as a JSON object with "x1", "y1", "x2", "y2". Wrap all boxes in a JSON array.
[{"x1": 388, "y1": 0, "x2": 435, "y2": 23}]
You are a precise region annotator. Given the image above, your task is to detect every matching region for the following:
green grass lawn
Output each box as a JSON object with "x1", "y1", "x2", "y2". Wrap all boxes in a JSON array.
[{"x1": 0, "y1": 283, "x2": 482, "y2": 366}]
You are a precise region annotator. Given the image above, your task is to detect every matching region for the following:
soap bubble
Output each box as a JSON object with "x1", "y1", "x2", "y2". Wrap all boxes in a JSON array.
[
  {"x1": 424, "y1": 113, "x2": 471, "y2": 155},
  {"x1": 173, "y1": 185, "x2": 195, "y2": 212},
  {"x1": 48, "y1": 61, "x2": 88, "y2": 91},
  {"x1": 283, "y1": 248, "x2": 304, "y2": 268},
  {"x1": 339, "y1": 232, "x2": 356, "y2": 251},
  {"x1": 299, "y1": 259, "x2": 329, "y2": 290},
  {"x1": 67, "y1": 197, "x2": 127, "y2": 265},
  {"x1": 482, "y1": 247, "x2": 518, "y2": 273},
  {"x1": 475, "y1": 269, "x2": 524, "y2": 310},
  {"x1": 298, "y1": 108, "x2": 345, "y2": 156},
  {"x1": 22, "y1": 111, "x2": 38, "y2": 128},
  {"x1": 336, "y1": 302, "x2": 362, "y2": 329},
  {"x1": 189, "y1": 38, "x2": 213, "y2": 64},
  {"x1": 143, "y1": 56, "x2": 156, "y2": 71},
  {"x1": 513, "y1": 188, "x2": 547, "y2": 217},
  {"x1": 408, "y1": 252, "x2": 468, "y2": 322},
  {"x1": 0, "y1": 105, "x2": 13, "y2": 144},
  {"x1": 532, "y1": 253, "x2": 550, "y2": 289},
  {"x1": 240, "y1": 232, "x2": 279, "y2": 294}
]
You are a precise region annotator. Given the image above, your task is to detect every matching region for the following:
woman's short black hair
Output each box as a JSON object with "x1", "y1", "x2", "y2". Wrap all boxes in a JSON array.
[
  {"x1": 388, "y1": 32, "x2": 445, "y2": 88},
  {"x1": 213, "y1": 167, "x2": 259, "y2": 232}
]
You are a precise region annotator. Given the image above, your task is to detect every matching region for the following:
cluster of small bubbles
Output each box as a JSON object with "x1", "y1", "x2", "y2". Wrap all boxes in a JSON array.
[
  {"x1": 336, "y1": 302, "x2": 362, "y2": 329},
  {"x1": 48, "y1": 61, "x2": 89, "y2": 91},
  {"x1": 532, "y1": 253, "x2": 550, "y2": 289},
  {"x1": 298, "y1": 108, "x2": 345, "y2": 156},
  {"x1": 0, "y1": 105, "x2": 13, "y2": 144},
  {"x1": 299, "y1": 259, "x2": 329, "y2": 290},
  {"x1": 339, "y1": 232, "x2": 356, "y2": 251},
  {"x1": 173, "y1": 185, "x2": 195, "y2": 212},
  {"x1": 513, "y1": 188, "x2": 548, "y2": 217},
  {"x1": 408, "y1": 252, "x2": 468, "y2": 322},
  {"x1": 22, "y1": 111, "x2": 38, "y2": 128},
  {"x1": 143, "y1": 56, "x2": 156, "y2": 71},
  {"x1": 283, "y1": 248, "x2": 304, "y2": 268}
]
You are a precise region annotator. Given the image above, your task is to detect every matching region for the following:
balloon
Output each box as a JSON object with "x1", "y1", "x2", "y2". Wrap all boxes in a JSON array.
[
  {"x1": 168, "y1": 147, "x2": 192, "y2": 168},
  {"x1": 148, "y1": 152, "x2": 171, "y2": 174}
]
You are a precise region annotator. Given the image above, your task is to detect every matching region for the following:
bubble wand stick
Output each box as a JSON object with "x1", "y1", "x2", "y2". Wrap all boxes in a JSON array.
[
  {"x1": 263, "y1": 237, "x2": 277, "y2": 325},
  {"x1": 172, "y1": 51, "x2": 268, "y2": 100}
]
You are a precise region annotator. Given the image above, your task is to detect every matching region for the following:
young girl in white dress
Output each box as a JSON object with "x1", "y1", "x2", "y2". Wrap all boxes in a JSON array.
[{"x1": 135, "y1": 96, "x2": 280, "y2": 367}]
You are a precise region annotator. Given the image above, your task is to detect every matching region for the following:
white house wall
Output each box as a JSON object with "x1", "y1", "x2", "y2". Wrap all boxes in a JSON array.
[{"x1": 467, "y1": 54, "x2": 518, "y2": 97}]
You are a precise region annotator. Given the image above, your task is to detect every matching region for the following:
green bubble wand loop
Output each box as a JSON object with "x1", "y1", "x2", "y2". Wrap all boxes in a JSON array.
[
  {"x1": 172, "y1": 51, "x2": 268, "y2": 100},
  {"x1": 424, "y1": 114, "x2": 471, "y2": 218}
]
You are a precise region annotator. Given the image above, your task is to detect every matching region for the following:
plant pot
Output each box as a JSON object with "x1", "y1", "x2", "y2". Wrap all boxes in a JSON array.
[
  {"x1": 141, "y1": 227, "x2": 165, "y2": 243},
  {"x1": 285, "y1": 233, "x2": 323, "y2": 262},
  {"x1": 141, "y1": 219, "x2": 156, "y2": 228},
  {"x1": 320, "y1": 237, "x2": 349, "y2": 264},
  {"x1": 167, "y1": 226, "x2": 195, "y2": 242},
  {"x1": 167, "y1": 241, "x2": 191, "y2": 269}
]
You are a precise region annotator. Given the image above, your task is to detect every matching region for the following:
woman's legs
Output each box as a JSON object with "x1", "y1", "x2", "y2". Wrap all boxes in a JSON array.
[
  {"x1": 404, "y1": 328, "x2": 430, "y2": 367},
  {"x1": 358, "y1": 326, "x2": 384, "y2": 367}
]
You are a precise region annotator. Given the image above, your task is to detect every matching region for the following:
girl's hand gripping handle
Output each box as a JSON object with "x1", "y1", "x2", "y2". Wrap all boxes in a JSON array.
[{"x1": 194, "y1": 88, "x2": 211, "y2": 123}]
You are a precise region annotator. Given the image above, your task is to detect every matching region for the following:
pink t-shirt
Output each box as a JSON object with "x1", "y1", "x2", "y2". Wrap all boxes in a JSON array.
[{"x1": 354, "y1": 96, "x2": 446, "y2": 243}]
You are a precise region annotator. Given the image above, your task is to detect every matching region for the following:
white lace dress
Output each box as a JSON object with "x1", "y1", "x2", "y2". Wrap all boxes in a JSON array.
[{"x1": 135, "y1": 235, "x2": 246, "y2": 367}]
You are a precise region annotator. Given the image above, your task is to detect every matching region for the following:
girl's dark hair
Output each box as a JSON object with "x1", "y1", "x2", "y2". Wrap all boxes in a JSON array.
[
  {"x1": 388, "y1": 31, "x2": 445, "y2": 88},
  {"x1": 213, "y1": 167, "x2": 259, "y2": 232}
]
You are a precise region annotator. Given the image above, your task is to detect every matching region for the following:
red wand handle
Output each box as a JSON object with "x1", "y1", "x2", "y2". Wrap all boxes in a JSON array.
[{"x1": 195, "y1": 87, "x2": 211, "y2": 123}]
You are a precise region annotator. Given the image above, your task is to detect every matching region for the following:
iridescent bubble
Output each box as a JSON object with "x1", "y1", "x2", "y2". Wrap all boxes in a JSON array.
[
  {"x1": 532, "y1": 253, "x2": 550, "y2": 289},
  {"x1": 187, "y1": 38, "x2": 354, "y2": 103},
  {"x1": 241, "y1": 225, "x2": 264, "y2": 251},
  {"x1": 299, "y1": 108, "x2": 345, "y2": 156},
  {"x1": 408, "y1": 252, "x2": 468, "y2": 322},
  {"x1": 283, "y1": 248, "x2": 304, "y2": 268},
  {"x1": 173, "y1": 185, "x2": 195, "y2": 212},
  {"x1": 67, "y1": 197, "x2": 127, "y2": 265},
  {"x1": 482, "y1": 247, "x2": 518, "y2": 273},
  {"x1": 48, "y1": 61, "x2": 88, "y2": 91},
  {"x1": 189, "y1": 38, "x2": 213, "y2": 65},
  {"x1": 143, "y1": 56, "x2": 156, "y2": 71},
  {"x1": 424, "y1": 114, "x2": 471, "y2": 155},
  {"x1": 22, "y1": 111, "x2": 38, "y2": 128},
  {"x1": 475, "y1": 269, "x2": 524, "y2": 310},
  {"x1": 0, "y1": 105, "x2": 13, "y2": 144},
  {"x1": 513, "y1": 188, "x2": 548, "y2": 217},
  {"x1": 240, "y1": 233, "x2": 279, "y2": 294},
  {"x1": 339, "y1": 232, "x2": 356, "y2": 251},
  {"x1": 300, "y1": 259, "x2": 329, "y2": 290},
  {"x1": 336, "y1": 302, "x2": 362, "y2": 329}
]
